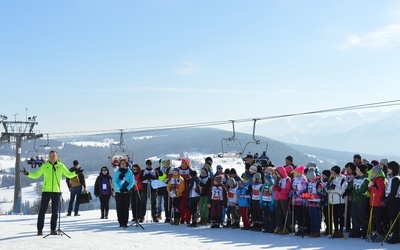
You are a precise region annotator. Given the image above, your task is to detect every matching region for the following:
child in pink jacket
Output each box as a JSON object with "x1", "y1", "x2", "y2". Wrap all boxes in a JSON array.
[{"x1": 273, "y1": 166, "x2": 292, "y2": 234}]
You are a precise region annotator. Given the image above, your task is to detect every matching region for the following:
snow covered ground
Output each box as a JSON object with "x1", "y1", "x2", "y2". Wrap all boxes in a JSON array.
[
  {"x1": 0, "y1": 209, "x2": 395, "y2": 250},
  {"x1": 0, "y1": 154, "x2": 397, "y2": 249}
]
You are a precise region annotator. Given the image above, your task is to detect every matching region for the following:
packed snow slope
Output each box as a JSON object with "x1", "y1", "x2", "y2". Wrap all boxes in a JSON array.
[{"x1": 0, "y1": 210, "x2": 395, "y2": 250}]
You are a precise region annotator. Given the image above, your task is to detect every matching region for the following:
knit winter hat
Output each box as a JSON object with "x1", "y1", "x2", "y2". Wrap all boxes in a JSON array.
[
  {"x1": 190, "y1": 170, "x2": 197, "y2": 177},
  {"x1": 216, "y1": 165, "x2": 223, "y2": 170},
  {"x1": 227, "y1": 177, "x2": 236, "y2": 187},
  {"x1": 306, "y1": 162, "x2": 317, "y2": 169},
  {"x1": 371, "y1": 165, "x2": 383, "y2": 175},
  {"x1": 380, "y1": 158, "x2": 389, "y2": 167},
  {"x1": 331, "y1": 165, "x2": 341, "y2": 175},
  {"x1": 73, "y1": 160, "x2": 79, "y2": 166},
  {"x1": 253, "y1": 173, "x2": 262, "y2": 181},
  {"x1": 182, "y1": 158, "x2": 190, "y2": 166},
  {"x1": 285, "y1": 165, "x2": 294, "y2": 175},
  {"x1": 306, "y1": 167, "x2": 316, "y2": 180},
  {"x1": 285, "y1": 155, "x2": 293, "y2": 162},
  {"x1": 245, "y1": 154, "x2": 254, "y2": 159},
  {"x1": 322, "y1": 169, "x2": 331, "y2": 179},
  {"x1": 214, "y1": 175, "x2": 222, "y2": 185},
  {"x1": 345, "y1": 162, "x2": 356, "y2": 172},
  {"x1": 265, "y1": 166, "x2": 275, "y2": 175},
  {"x1": 205, "y1": 156, "x2": 213, "y2": 165},
  {"x1": 201, "y1": 167, "x2": 209, "y2": 175},
  {"x1": 261, "y1": 159, "x2": 270, "y2": 167},
  {"x1": 371, "y1": 160, "x2": 379, "y2": 166},
  {"x1": 249, "y1": 165, "x2": 258, "y2": 173},
  {"x1": 264, "y1": 173, "x2": 273, "y2": 183},
  {"x1": 293, "y1": 165, "x2": 305, "y2": 175},
  {"x1": 229, "y1": 168, "x2": 237, "y2": 175},
  {"x1": 357, "y1": 164, "x2": 367, "y2": 174}
]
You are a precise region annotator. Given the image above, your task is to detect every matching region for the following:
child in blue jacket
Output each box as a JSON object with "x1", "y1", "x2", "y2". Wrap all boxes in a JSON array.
[
  {"x1": 260, "y1": 173, "x2": 275, "y2": 233},
  {"x1": 237, "y1": 180, "x2": 251, "y2": 230}
]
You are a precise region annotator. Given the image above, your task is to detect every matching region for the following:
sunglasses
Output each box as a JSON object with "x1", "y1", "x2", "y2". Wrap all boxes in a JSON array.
[
  {"x1": 132, "y1": 169, "x2": 139, "y2": 171},
  {"x1": 102, "y1": 169, "x2": 107, "y2": 172}
]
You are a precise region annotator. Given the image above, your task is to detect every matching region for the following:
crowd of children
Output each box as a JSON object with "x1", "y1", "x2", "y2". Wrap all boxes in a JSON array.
[{"x1": 107, "y1": 153, "x2": 400, "y2": 245}]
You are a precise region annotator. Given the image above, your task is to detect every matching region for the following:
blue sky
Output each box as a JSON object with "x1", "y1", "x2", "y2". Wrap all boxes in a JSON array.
[{"x1": 1, "y1": 1, "x2": 400, "y2": 137}]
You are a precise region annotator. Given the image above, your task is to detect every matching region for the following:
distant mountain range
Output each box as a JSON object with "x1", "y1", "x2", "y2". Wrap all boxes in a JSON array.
[{"x1": 239, "y1": 110, "x2": 400, "y2": 156}]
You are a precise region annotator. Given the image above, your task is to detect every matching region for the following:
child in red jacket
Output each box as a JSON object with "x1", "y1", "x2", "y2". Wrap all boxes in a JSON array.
[{"x1": 368, "y1": 165, "x2": 386, "y2": 243}]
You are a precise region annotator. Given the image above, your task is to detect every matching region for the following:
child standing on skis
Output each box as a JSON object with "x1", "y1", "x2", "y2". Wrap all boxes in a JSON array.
[
  {"x1": 260, "y1": 173, "x2": 275, "y2": 233},
  {"x1": 304, "y1": 167, "x2": 323, "y2": 237},
  {"x1": 226, "y1": 177, "x2": 239, "y2": 228},
  {"x1": 273, "y1": 166, "x2": 292, "y2": 234},
  {"x1": 348, "y1": 164, "x2": 369, "y2": 239},
  {"x1": 186, "y1": 170, "x2": 201, "y2": 227},
  {"x1": 167, "y1": 168, "x2": 185, "y2": 225},
  {"x1": 291, "y1": 165, "x2": 308, "y2": 236},
  {"x1": 209, "y1": 175, "x2": 227, "y2": 228},
  {"x1": 321, "y1": 169, "x2": 331, "y2": 235},
  {"x1": 198, "y1": 168, "x2": 211, "y2": 225},
  {"x1": 237, "y1": 179, "x2": 251, "y2": 230},
  {"x1": 327, "y1": 165, "x2": 348, "y2": 238},
  {"x1": 368, "y1": 164, "x2": 386, "y2": 243},
  {"x1": 250, "y1": 173, "x2": 263, "y2": 231}
]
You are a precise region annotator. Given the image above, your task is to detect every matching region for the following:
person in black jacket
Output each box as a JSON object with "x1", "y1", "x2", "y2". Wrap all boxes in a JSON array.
[
  {"x1": 199, "y1": 168, "x2": 211, "y2": 225},
  {"x1": 186, "y1": 170, "x2": 201, "y2": 227},
  {"x1": 382, "y1": 161, "x2": 400, "y2": 244},
  {"x1": 66, "y1": 160, "x2": 86, "y2": 216},
  {"x1": 94, "y1": 166, "x2": 114, "y2": 219},
  {"x1": 155, "y1": 159, "x2": 171, "y2": 222},
  {"x1": 140, "y1": 159, "x2": 159, "y2": 222}
]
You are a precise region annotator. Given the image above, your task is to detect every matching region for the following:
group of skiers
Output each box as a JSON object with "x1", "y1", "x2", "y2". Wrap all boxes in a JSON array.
[{"x1": 96, "y1": 153, "x2": 400, "y2": 244}]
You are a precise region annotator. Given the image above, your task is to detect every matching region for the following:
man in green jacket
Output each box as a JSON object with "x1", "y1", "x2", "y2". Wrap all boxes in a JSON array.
[{"x1": 22, "y1": 150, "x2": 77, "y2": 236}]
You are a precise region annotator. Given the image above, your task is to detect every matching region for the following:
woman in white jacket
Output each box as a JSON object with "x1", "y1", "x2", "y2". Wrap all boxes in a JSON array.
[{"x1": 326, "y1": 165, "x2": 348, "y2": 238}]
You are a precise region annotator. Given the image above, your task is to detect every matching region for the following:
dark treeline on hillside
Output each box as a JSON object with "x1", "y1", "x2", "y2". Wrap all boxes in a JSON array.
[{"x1": 1, "y1": 127, "x2": 392, "y2": 177}]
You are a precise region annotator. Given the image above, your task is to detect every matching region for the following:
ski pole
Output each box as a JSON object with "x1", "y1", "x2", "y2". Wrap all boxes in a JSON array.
[
  {"x1": 146, "y1": 181, "x2": 151, "y2": 222},
  {"x1": 381, "y1": 211, "x2": 400, "y2": 246},
  {"x1": 328, "y1": 193, "x2": 331, "y2": 237},
  {"x1": 283, "y1": 199, "x2": 290, "y2": 235},
  {"x1": 302, "y1": 198, "x2": 306, "y2": 238},
  {"x1": 291, "y1": 195, "x2": 295, "y2": 235},
  {"x1": 331, "y1": 193, "x2": 334, "y2": 239},
  {"x1": 366, "y1": 193, "x2": 375, "y2": 241},
  {"x1": 170, "y1": 196, "x2": 174, "y2": 224},
  {"x1": 343, "y1": 193, "x2": 348, "y2": 233}
]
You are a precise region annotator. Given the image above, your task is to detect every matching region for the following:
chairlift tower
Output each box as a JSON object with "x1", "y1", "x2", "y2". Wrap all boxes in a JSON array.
[{"x1": 0, "y1": 113, "x2": 43, "y2": 214}]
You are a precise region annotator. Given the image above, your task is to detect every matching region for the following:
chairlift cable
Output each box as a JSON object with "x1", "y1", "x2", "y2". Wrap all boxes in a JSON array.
[{"x1": 13, "y1": 99, "x2": 400, "y2": 140}]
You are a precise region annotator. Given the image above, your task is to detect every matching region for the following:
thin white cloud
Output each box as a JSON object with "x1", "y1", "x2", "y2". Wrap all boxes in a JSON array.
[
  {"x1": 340, "y1": 24, "x2": 400, "y2": 50},
  {"x1": 176, "y1": 61, "x2": 198, "y2": 75},
  {"x1": 339, "y1": 4, "x2": 400, "y2": 50},
  {"x1": 93, "y1": 86, "x2": 250, "y2": 94}
]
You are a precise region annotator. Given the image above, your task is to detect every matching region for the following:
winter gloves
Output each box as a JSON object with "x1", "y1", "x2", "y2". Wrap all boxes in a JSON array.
[{"x1": 21, "y1": 168, "x2": 29, "y2": 175}]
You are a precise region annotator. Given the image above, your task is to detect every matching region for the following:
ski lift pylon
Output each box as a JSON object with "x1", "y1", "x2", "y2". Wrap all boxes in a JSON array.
[
  {"x1": 219, "y1": 120, "x2": 243, "y2": 158},
  {"x1": 241, "y1": 119, "x2": 268, "y2": 157}
]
